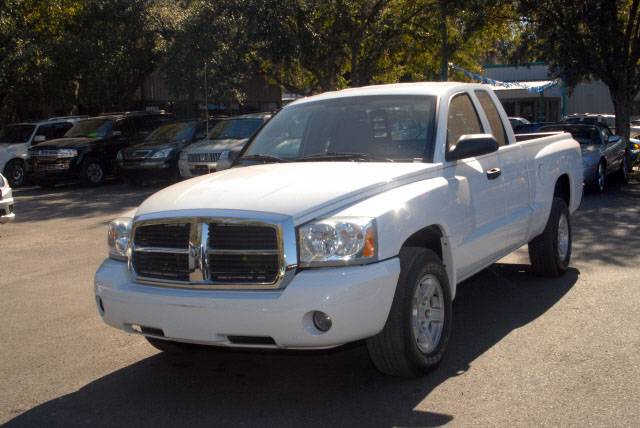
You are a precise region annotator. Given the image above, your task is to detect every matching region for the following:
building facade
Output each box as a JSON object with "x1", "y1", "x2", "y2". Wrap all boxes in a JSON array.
[{"x1": 483, "y1": 63, "x2": 621, "y2": 122}]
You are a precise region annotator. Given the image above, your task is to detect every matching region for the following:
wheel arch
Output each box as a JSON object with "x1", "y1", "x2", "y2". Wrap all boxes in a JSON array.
[
  {"x1": 554, "y1": 173, "x2": 571, "y2": 207},
  {"x1": 400, "y1": 224, "x2": 456, "y2": 298}
]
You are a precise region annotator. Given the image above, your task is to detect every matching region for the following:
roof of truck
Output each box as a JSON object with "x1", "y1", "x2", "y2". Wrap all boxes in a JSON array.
[{"x1": 289, "y1": 82, "x2": 480, "y2": 106}]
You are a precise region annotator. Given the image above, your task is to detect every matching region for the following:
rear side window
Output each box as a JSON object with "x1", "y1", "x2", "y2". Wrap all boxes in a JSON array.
[
  {"x1": 447, "y1": 93, "x2": 483, "y2": 147},
  {"x1": 475, "y1": 90, "x2": 508, "y2": 146}
]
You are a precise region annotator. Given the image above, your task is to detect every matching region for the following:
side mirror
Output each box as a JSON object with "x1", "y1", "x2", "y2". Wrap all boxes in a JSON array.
[
  {"x1": 216, "y1": 150, "x2": 238, "y2": 171},
  {"x1": 607, "y1": 135, "x2": 621, "y2": 144},
  {"x1": 447, "y1": 134, "x2": 499, "y2": 161},
  {"x1": 33, "y1": 135, "x2": 46, "y2": 144}
]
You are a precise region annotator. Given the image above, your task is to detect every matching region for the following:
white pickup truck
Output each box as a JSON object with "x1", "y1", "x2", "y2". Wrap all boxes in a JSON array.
[{"x1": 95, "y1": 83, "x2": 583, "y2": 377}]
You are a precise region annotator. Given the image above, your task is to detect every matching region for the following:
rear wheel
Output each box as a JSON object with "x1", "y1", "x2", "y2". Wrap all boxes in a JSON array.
[
  {"x1": 4, "y1": 160, "x2": 25, "y2": 187},
  {"x1": 366, "y1": 248, "x2": 452, "y2": 377},
  {"x1": 528, "y1": 197, "x2": 572, "y2": 277},
  {"x1": 80, "y1": 158, "x2": 105, "y2": 186},
  {"x1": 592, "y1": 160, "x2": 606, "y2": 193}
]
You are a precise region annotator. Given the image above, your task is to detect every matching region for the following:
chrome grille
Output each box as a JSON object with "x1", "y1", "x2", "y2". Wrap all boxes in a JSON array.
[
  {"x1": 188, "y1": 152, "x2": 220, "y2": 163},
  {"x1": 134, "y1": 223, "x2": 190, "y2": 248},
  {"x1": 130, "y1": 218, "x2": 289, "y2": 289}
]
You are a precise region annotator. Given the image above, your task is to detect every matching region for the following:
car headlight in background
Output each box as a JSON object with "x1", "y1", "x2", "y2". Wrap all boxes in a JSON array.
[
  {"x1": 56, "y1": 149, "x2": 78, "y2": 158},
  {"x1": 298, "y1": 217, "x2": 377, "y2": 267},
  {"x1": 116, "y1": 150, "x2": 124, "y2": 160},
  {"x1": 107, "y1": 217, "x2": 132, "y2": 261},
  {"x1": 151, "y1": 148, "x2": 173, "y2": 159}
]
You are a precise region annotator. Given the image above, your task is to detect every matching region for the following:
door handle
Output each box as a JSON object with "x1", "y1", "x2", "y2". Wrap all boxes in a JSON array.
[{"x1": 486, "y1": 167, "x2": 501, "y2": 180}]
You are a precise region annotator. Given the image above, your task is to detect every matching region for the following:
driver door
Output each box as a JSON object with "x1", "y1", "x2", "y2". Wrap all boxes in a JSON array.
[{"x1": 444, "y1": 92, "x2": 507, "y2": 280}]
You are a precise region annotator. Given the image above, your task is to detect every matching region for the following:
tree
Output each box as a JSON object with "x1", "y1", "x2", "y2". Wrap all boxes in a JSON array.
[{"x1": 520, "y1": 0, "x2": 640, "y2": 145}]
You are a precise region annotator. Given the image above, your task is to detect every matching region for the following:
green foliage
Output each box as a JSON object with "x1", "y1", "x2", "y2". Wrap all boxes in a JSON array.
[
  {"x1": 519, "y1": 0, "x2": 640, "y2": 139},
  {"x1": 0, "y1": 0, "x2": 519, "y2": 121}
]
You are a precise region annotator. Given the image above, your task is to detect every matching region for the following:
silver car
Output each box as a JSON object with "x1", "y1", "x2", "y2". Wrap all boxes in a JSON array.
[
  {"x1": 0, "y1": 173, "x2": 15, "y2": 223},
  {"x1": 540, "y1": 124, "x2": 627, "y2": 192},
  {"x1": 178, "y1": 113, "x2": 271, "y2": 178}
]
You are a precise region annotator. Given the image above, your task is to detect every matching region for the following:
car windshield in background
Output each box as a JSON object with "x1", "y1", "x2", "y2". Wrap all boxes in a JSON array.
[
  {"x1": 208, "y1": 118, "x2": 263, "y2": 140},
  {"x1": 65, "y1": 119, "x2": 113, "y2": 138},
  {"x1": 242, "y1": 95, "x2": 437, "y2": 162},
  {"x1": 146, "y1": 122, "x2": 195, "y2": 142},
  {"x1": 0, "y1": 124, "x2": 35, "y2": 144},
  {"x1": 540, "y1": 126, "x2": 599, "y2": 144}
]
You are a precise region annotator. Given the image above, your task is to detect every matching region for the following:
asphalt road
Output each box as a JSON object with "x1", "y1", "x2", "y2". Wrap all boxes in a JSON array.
[{"x1": 1, "y1": 178, "x2": 639, "y2": 427}]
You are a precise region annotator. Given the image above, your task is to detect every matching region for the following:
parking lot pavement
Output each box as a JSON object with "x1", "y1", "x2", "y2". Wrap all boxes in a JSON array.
[{"x1": 1, "y1": 180, "x2": 639, "y2": 428}]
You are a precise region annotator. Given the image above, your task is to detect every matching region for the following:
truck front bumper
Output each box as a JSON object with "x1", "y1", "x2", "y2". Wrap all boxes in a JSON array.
[
  {"x1": 94, "y1": 258, "x2": 400, "y2": 349},
  {"x1": 0, "y1": 189, "x2": 15, "y2": 223}
]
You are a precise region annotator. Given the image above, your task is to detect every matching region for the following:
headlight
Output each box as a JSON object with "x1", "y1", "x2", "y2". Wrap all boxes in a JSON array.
[
  {"x1": 57, "y1": 149, "x2": 77, "y2": 158},
  {"x1": 107, "y1": 217, "x2": 132, "y2": 261},
  {"x1": 151, "y1": 148, "x2": 173, "y2": 159},
  {"x1": 633, "y1": 143, "x2": 639, "y2": 150},
  {"x1": 298, "y1": 217, "x2": 377, "y2": 267},
  {"x1": 116, "y1": 150, "x2": 123, "y2": 160}
]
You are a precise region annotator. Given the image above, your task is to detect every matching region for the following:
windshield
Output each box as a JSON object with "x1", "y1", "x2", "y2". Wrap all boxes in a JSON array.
[
  {"x1": 208, "y1": 118, "x2": 264, "y2": 140},
  {"x1": 146, "y1": 122, "x2": 195, "y2": 143},
  {"x1": 243, "y1": 95, "x2": 437, "y2": 162},
  {"x1": 0, "y1": 125, "x2": 35, "y2": 144},
  {"x1": 65, "y1": 118, "x2": 114, "y2": 138}
]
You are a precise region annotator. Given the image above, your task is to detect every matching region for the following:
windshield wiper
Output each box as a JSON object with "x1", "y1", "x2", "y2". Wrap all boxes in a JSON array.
[
  {"x1": 240, "y1": 154, "x2": 290, "y2": 163},
  {"x1": 296, "y1": 152, "x2": 395, "y2": 162}
]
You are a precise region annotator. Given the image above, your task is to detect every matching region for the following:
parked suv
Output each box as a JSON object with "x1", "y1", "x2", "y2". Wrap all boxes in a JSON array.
[
  {"x1": 29, "y1": 112, "x2": 173, "y2": 188},
  {"x1": 117, "y1": 120, "x2": 207, "y2": 185},
  {"x1": 178, "y1": 113, "x2": 270, "y2": 178},
  {"x1": 0, "y1": 118, "x2": 76, "y2": 187}
]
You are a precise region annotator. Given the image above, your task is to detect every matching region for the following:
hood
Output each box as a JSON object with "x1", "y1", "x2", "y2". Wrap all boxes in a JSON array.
[
  {"x1": 0, "y1": 143, "x2": 25, "y2": 152},
  {"x1": 185, "y1": 138, "x2": 247, "y2": 153},
  {"x1": 123, "y1": 140, "x2": 183, "y2": 157},
  {"x1": 31, "y1": 137, "x2": 99, "y2": 150},
  {"x1": 135, "y1": 162, "x2": 441, "y2": 223}
]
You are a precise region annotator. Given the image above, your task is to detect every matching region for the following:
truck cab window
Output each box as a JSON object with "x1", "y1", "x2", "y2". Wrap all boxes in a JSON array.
[
  {"x1": 475, "y1": 90, "x2": 508, "y2": 146},
  {"x1": 447, "y1": 93, "x2": 483, "y2": 148}
]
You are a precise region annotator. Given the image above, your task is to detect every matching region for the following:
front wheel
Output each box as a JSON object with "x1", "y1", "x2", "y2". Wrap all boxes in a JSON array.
[
  {"x1": 80, "y1": 158, "x2": 105, "y2": 186},
  {"x1": 528, "y1": 197, "x2": 572, "y2": 277},
  {"x1": 366, "y1": 247, "x2": 452, "y2": 377},
  {"x1": 4, "y1": 160, "x2": 25, "y2": 187}
]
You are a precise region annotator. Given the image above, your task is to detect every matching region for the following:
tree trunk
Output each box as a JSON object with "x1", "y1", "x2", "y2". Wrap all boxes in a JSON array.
[
  {"x1": 439, "y1": 0, "x2": 448, "y2": 81},
  {"x1": 610, "y1": 87, "x2": 632, "y2": 171}
]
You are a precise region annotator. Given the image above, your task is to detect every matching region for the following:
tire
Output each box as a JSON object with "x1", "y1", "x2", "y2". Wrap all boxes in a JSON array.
[
  {"x1": 528, "y1": 197, "x2": 572, "y2": 277},
  {"x1": 145, "y1": 337, "x2": 199, "y2": 354},
  {"x1": 366, "y1": 247, "x2": 452, "y2": 377},
  {"x1": 80, "y1": 158, "x2": 105, "y2": 186},
  {"x1": 4, "y1": 160, "x2": 25, "y2": 187},
  {"x1": 591, "y1": 160, "x2": 606, "y2": 193}
]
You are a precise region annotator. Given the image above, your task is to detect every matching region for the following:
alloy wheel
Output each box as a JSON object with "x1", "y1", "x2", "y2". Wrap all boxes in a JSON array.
[{"x1": 411, "y1": 274, "x2": 445, "y2": 354}]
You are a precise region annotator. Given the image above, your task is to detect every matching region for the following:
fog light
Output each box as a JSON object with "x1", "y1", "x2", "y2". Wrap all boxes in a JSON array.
[{"x1": 312, "y1": 311, "x2": 332, "y2": 332}]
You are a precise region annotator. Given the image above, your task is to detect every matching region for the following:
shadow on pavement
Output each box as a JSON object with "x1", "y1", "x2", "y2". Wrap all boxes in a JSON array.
[
  {"x1": 5, "y1": 265, "x2": 578, "y2": 428},
  {"x1": 12, "y1": 182, "x2": 163, "y2": 222},
  {"x1": 571, "y1": 179, "x2": 640, "y2": 267}
]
